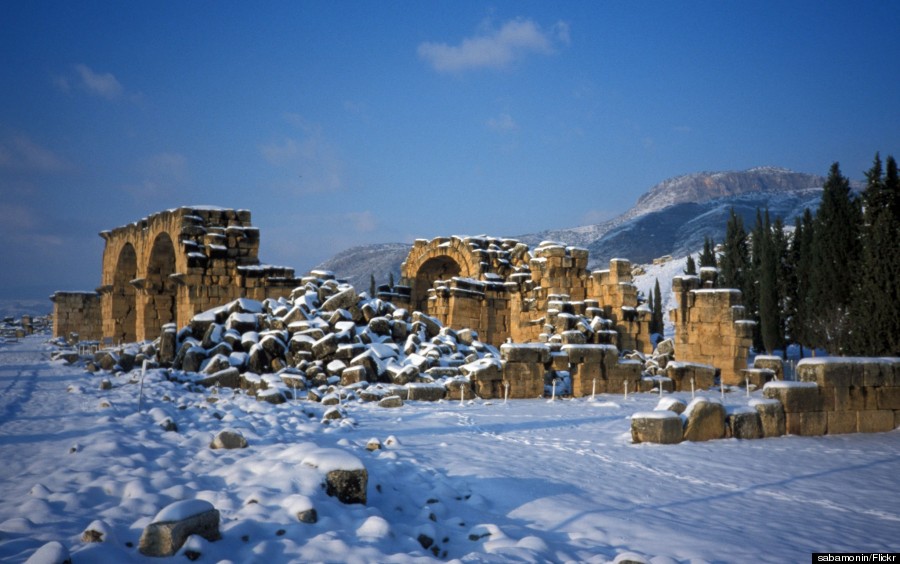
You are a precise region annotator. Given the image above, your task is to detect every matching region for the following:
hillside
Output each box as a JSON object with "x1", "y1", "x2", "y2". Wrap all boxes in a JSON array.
[{"x1": 316, "y1": 167, "x2": 829, "y2": 284}]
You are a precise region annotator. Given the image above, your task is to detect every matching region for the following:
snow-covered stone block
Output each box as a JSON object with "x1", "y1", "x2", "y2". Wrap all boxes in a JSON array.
[
  {"x1": 631, "y1": 411, "x2": 682, "y2": 444},
  {"x1": 682, "y1": 398, "x2": 725, "y2": 442},
  {"x1": 749, "y1": 398, "x2": 785, "y2": 438},
  {"x1": 763, "y1": 381, "x2": 822, "y2": 413},
  {"x1": 138, "y1": 499, "x2": 220, "y2": 557}
]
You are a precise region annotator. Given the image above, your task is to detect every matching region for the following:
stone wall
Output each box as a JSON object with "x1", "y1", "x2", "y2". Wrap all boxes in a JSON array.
[
  {"x1": 766, "y1": 357, "x2": 900, "y2": 435},
  {"x1": 399, "y1": 237, "x2": 651, "y2": 353},
  {"x1": 51, "y1": 292, "x2": 101, "y2": 342},
  {"x1": 669, "y1": 276, "x2": 754, "y2": 385},
  {"x1": 55, "y1": 207, "x2": 301, "y2": 343}
]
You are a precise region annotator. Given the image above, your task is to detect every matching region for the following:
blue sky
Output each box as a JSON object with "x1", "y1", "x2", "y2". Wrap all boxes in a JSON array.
[{"x1": 1, "y1": 1, "x2": 898, "y2": 300}]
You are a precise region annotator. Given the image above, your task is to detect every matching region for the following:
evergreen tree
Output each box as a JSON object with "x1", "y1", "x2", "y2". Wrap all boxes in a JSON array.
[
  {"x1": 369, "y1": 273, "x2": 376, "y2": 297},
  {"x1": 789, "y1": 208, "x2": 816, "y2": 354},
  {"x1": 699, "y1": 237, "x2": 717, "y2": 268},
  {"x1": 771, "y1": 216, "x2": 790, "y2": 355},
  {"x1": 653, "y1": 278, "x2": 664, "y2": 336},
  {"x1": 718, "y1": 209, "x2": 749, "y2": 293},
  {"x1": 808, "y1": 162, "x2": 861, "y2": 354},
  {"x1": 758, "y1": 210, "x2": 780, "y2": 354},
  {"x1": 852, "y1": 153, "x2": 900, "y2": 355},
  {"x1": 647, "y1": 289, "x2": 656, "y2": 334},
  {"x1": 389, "y1": 272, "x2": 395, "y2": 289},
  {"x1": 684, "y1": 255, "x2": 697, "y2": 276}
]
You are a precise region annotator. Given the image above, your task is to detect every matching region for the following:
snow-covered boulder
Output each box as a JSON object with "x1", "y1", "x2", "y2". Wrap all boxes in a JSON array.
[
  {"x1": 302, "y1": 448, "x2": 367, "y2": 504},
  {"x1": 726, "y1": 407, "x2": 763, "y2": 440},
  {"x1": 750, "y1": 398, "x2": 785, "y2": 437},
  {"x1": 210, "y1": 429, "x2": 248, "y2": 450},
  {"x1": 138, "y1": 499, "x2": 220, "y2": 557},
  {"x1": 24, "y1": 541, "x2": 70, "y2": 564},
  {"x1": 631, "y1": 411, "x2": 683, "y2": 444},
  {"x1": 682, "y1": 398, "x2": 725, "y2": 442}
]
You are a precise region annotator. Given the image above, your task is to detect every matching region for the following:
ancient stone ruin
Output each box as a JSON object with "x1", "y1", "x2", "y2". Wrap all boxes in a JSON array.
[{"x1": 53, "y1": 207, "x2": 300, "y2": 343}]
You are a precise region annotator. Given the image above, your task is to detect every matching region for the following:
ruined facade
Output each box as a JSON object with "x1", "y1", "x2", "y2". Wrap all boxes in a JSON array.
[
  {"x1": 53, "y1": 207, "x2": 299, "y2": 343},
  {"x1": 669, "y1": 275, "x2": 754, "y2": 385},
  {"x1": 392, "y1": 236, "x2": 652, "y2": 353}
]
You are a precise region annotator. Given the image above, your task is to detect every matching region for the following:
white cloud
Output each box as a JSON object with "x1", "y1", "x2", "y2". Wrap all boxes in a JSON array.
[
  {"x1": 487, "y1": 112, "x2": 518, "y2": 132},
  {"x1": 73, "y1": 64, "x2": 124, "y2": 99},
  {"x1": 418, "y1": 18, "x2": 569, "y2": 72},
  {"x1": 123, "y1": 152, "x2": 189, "y2": 201},
  {"x1": 0, "y1": 136, "x2": 71, "y2": 173}
]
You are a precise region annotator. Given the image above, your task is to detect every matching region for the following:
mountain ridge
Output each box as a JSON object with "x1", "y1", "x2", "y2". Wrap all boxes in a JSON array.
[{"x1": 315, "y1": 167, "x2": 830, "y2": 288}]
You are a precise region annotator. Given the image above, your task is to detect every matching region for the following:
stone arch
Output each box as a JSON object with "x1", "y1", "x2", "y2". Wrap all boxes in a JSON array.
[
  {"x1": 141, "y1": 232, "x2": 177, "y2": 340},
  {"x1": 111, "y1": 243, "x2": 138, "y2": 343},
  {"x1": 401, "y1": 237, "x2": 484, "y2": 314}
]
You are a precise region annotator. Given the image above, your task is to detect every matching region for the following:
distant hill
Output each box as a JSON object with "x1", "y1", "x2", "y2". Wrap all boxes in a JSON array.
[{"x1": 316, "y1": 167, "x2": 833, "y2": 285}]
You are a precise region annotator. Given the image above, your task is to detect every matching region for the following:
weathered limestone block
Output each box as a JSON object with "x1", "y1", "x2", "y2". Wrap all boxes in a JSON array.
[
  {"x1": 665, "y1": 362, "x2": 716, "y2": 392},
  {"x1": 826, "y1": 410, "x2": 857, "y2": 435},
  {"x1": 857, "y1": 410, "x2": 895, "y2": 433},
  {"x1": 378, "y1": 395, "x2": 404, "y2": 408},
  {"x1": 198, "y1": 366, "x2": 241, "y2": 389},
  {"x1": 158, "y1": 324, "x2": 177, "y2": 365},
  {"x1": 407, "y1": 383, "x2": 447, "y2": 401},
  {"x1": 500, "y1": 343, "x2": 550, "y2": 364},
  {"x1": 750, "y1": 398, "x2": 785, "y2": 438},
  {"x1": 631, "y1": 411, "x2": 683, "y2": 444},
  {"x1": 727, "y1": 408, "x2": 763, "y2": 440},
  {"x1": 762, "y1": 381, "x2": 822, "y2": 413},
  {"x1": 877, "y1": 387, "x2": 900, "y2": 410},
  {"x1": 785, "y1": 411, "x2": 826, "y2": 436},
  {"x1": 138, "y1": 499, "x2": 221, "y2": 557},
  {"x1": 682, "y1": 398, "x2": 725, "y2": 442},
  {"x1": 752, "y1": 355, "x2": 783, "y2": 380},
  {"x1": 741, "y1": 368, "x2": 775, "y2": 388},
  {"x1": 321, "y1": 287, "x2": 358, "y2": 312}
]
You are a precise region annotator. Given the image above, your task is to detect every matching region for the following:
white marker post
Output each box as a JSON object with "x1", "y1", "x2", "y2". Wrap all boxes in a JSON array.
[
  {"x1": 591, "y1": 378, "x2": 597, "y2": 401},
  {"x1": 746, "y1": 376, "x2": 750, "y2": 398},
  {"x1": 624, "y1": 380, "x2": 628, "y2": 401},
  {"x1": 504, "y1": 381, "x2": 510, "y2": 404},
  {"x1": 690, "y1": 377, "x2": 695, "y2": 399},
  {"x1": 137, "y1": 359, "x2": 149, "y2": 413}
]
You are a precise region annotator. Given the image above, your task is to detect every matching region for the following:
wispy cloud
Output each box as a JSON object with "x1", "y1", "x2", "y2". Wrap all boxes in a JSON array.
[
  {"x1": 260, "y1": 115, "x2": 345, "y2": 194},
  {"x1": 487, "y1": 112, "x2": 518, "y2": 132},
  {"x1": 55, "y1": 64, "x2": 127, "y2": 100},
  {"x1": 418, "y1": 18, "x2": 570, "y2": 73},
  {"x1": 0, "y1": 135, "x2": 71, "y2": 173},
  {"x1": 346, "y1": 211, "x2": 377, "y2": 233}
]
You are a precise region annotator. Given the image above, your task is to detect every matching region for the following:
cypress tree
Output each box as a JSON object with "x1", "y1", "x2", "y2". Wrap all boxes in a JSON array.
[
  {"x1": 719, "y1": 209, "x2": 749, "y2": 292},
  {"x1": 389, "y1": 272, "x2": 395, "y2": 289},
  {"x1": 653, "y1": 278, "x2": 664, "y2": 336},
  {"x1": 771, "y1": 216, "x2": 790, "y2": 355},
  {"x1": 853, "y1": 153, "x2": 900, "y2": 355},
  {"x1": 699, "y1": 237, "x2": 717, "y2": 268},
  {"x1": 808, "y1": 162, "x2": 861, "y2": 354},
  {"x1": 758, "y1": 210, "x2": 780, "y2": 354},
  {"x1": 790, "y1": 208, "x2": 817, "y2": 355},
  {"x1": 647, "y1": 289, "x2": 656, "y2": 334},
  {"x1": 684, "y1": 255, "x2": 697, "y2": 276},
  {"x1": 369, "y1": 273, "x2": 376, "y2": 297}
]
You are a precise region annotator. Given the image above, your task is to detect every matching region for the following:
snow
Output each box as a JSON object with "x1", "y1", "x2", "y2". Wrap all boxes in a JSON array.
[
  {"x1": 1, "y1": 335, "x2": 899, "y2": 562},
  {"x1": 151, "y1": 499, "x2": 215, "y2": 523}
]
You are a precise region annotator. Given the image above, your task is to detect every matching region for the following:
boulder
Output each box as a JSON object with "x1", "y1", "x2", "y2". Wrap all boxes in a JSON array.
[
  {"x1": 301, "y1": 448, "x2": 368, "y2": 504},
  {"x1": 24, "y1": 541, "x2": 71, "y2": 564},
  {"x1": 138, "y1": 499, "x2": 221, "y2": 557},
  {"x1": 210, "y1": 429, "x2": 248, "y2": 450},
  {"x1": 682, "y1": 398, "x2": 726, "y2": 442},
  {"x1": 198, "y1": 367, "x2": 241, "y2": 389}
]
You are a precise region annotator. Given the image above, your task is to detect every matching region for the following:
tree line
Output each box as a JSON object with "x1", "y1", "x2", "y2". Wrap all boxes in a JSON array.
[{"x1": 711, "y1": 153, "x2": 899, "y2": 357}]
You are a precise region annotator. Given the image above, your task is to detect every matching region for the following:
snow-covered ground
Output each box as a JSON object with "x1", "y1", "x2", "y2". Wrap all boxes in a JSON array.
[{"x1": 1, "y1": 335, "x2": 898, "y2": 563}]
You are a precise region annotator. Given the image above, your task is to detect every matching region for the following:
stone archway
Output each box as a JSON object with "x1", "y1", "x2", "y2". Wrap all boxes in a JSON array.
[
  {"x1": 141, "y1": 232, "x2": 177, "y2": 340},
  {"x1": 413, "y1": 256, "x2": 462, "y2": 314},
  {"x1": 111, "y1": 243, "x2": 137, "y2": 343}
]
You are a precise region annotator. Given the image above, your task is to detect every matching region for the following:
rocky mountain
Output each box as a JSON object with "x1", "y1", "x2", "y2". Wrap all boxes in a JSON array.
[{"x1": 316, "y1": 167, "x2": 832, "y2": 287}]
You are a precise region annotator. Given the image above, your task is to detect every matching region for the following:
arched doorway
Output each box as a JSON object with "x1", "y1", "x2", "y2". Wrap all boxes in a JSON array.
[
  {"x1": 413, "y1": 256, "x2": 461, "y2": 314},
  {"x1": 112, "y1": 243, "x2": 137, "y2": 343},
  {"x1": 142, "y1": 233, "x2": 177, "y2": 340}
]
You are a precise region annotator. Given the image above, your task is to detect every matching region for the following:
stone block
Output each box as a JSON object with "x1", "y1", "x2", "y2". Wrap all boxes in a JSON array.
[
  {"x1": 138, "y1": 500, "x2": 221, "y2": 557},
  {"x1": 727, "y1": 409, "x2": 763, "y2": 440},
  {"x1": 630, "y1": 411, "x2": 683, "y2": 444},
  {"x1": 876, "y1": 386, "x2": 900, "y2": 410},
  {"x1": 500, "y1": 343, "x2": 550, "y2": 364},
  {"x1": 785, "y1": 411, "x2": 826, "y2": 436},
  {"x1": 741, "y1": 368, "x2": 775, "y2": 388},
  {"x1": 763, "y1": 382, "x2": 822, "y2": 413},
  {"x1": 751, "y1": 399, "x2": 785, "y2": 438},
  {"x1": 826, "y1": 410, "x2": 857, "y2": 435},
  {"x1": 857, "y1": 410, "x2": 895, "y2": 433}
]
